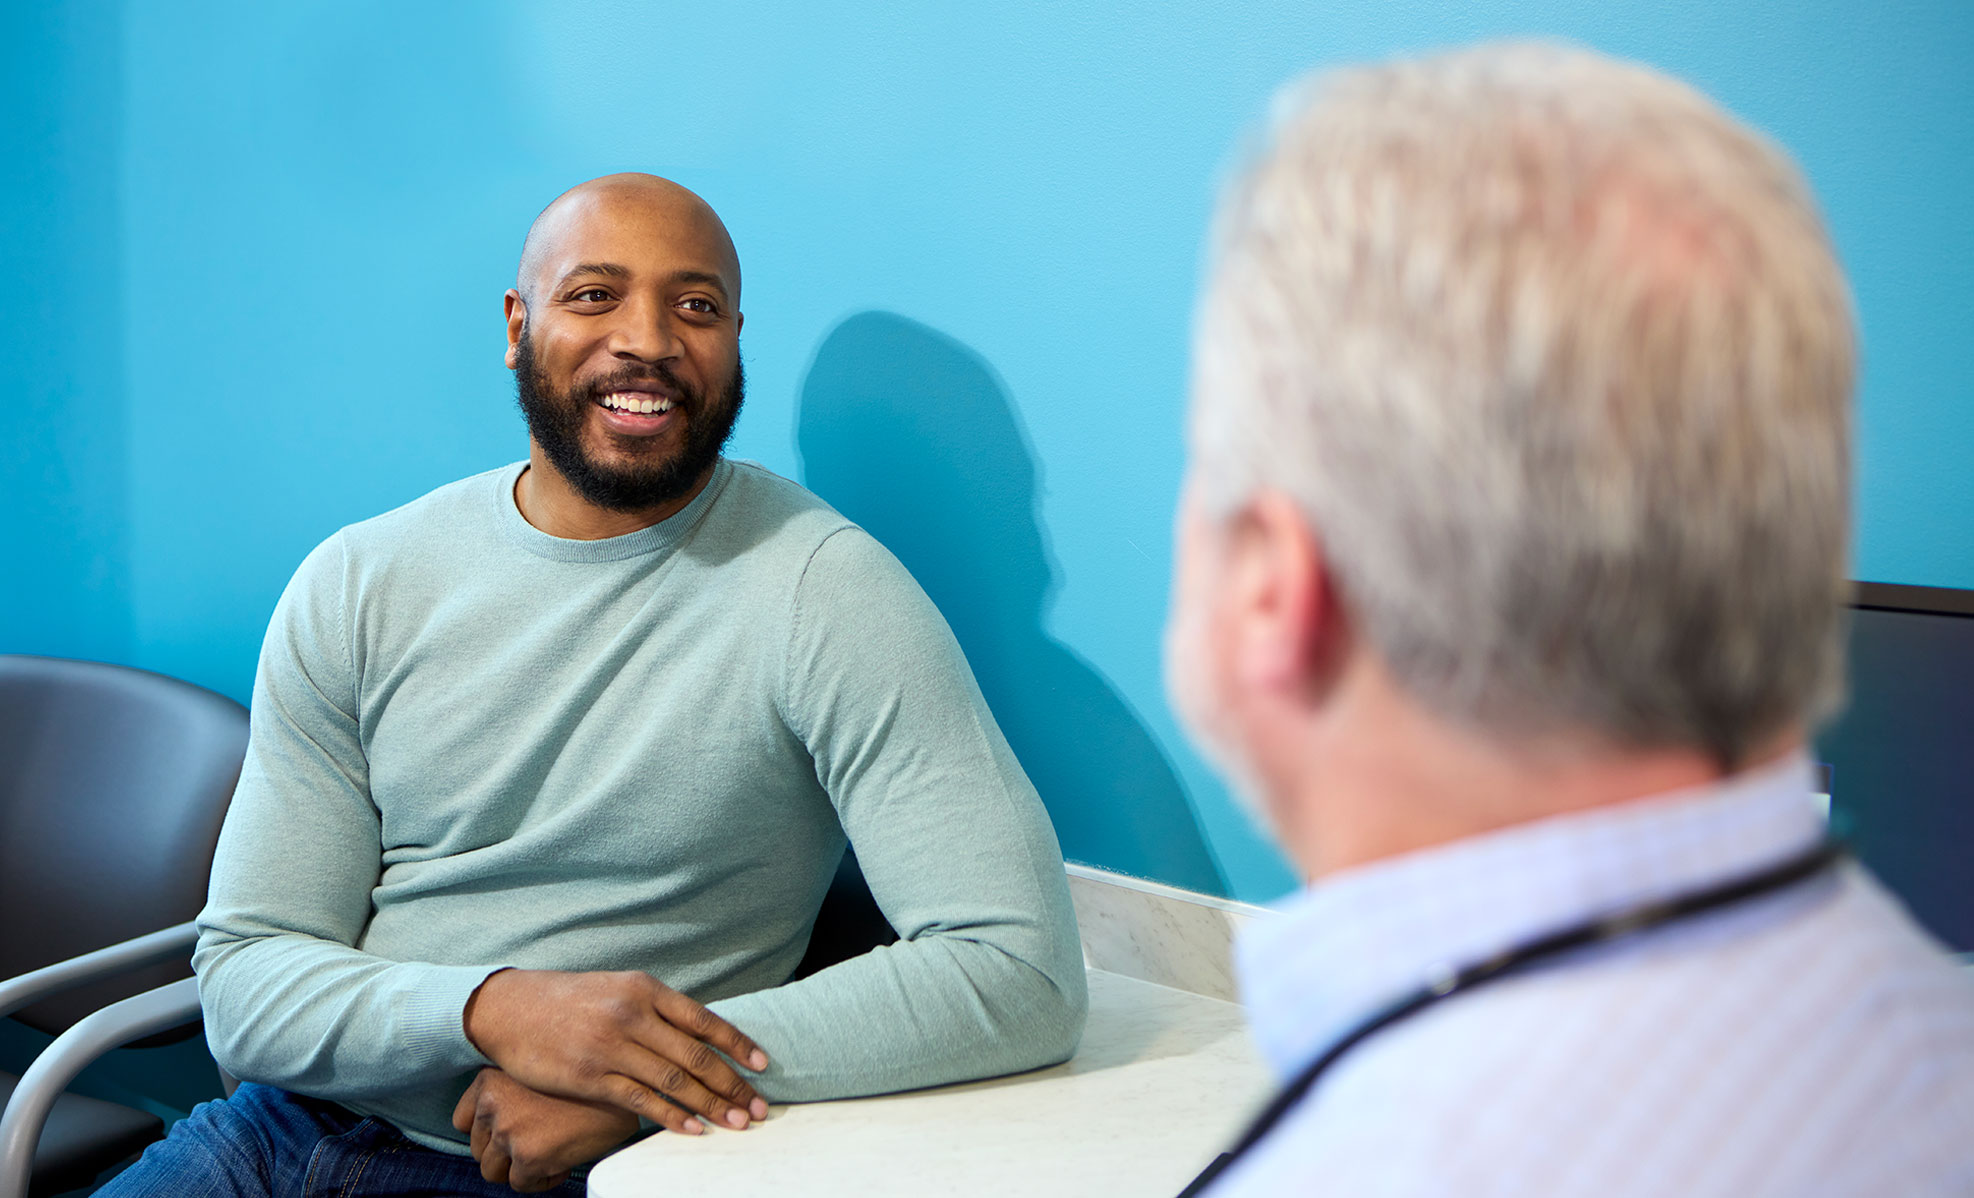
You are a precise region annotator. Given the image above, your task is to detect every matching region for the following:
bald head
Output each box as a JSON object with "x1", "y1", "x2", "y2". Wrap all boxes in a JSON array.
[{"x1": 514, "y1": 173, "x2": 742, "y2": 312}]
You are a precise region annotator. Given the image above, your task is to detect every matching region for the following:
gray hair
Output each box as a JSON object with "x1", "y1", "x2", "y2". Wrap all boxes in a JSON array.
[{"x1": 1191, "y1": 42, "x2": 1856, "y2": 766}]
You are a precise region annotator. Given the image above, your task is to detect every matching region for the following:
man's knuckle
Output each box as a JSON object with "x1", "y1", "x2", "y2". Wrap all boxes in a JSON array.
[
  {"x1": 575, "y1": 1050, "x2": 615, "y2": 1083},
  {"x1": 683, "y1": 1040, "x2": 717, "y2": 1072},
  {"x1": 656, "y1": 1065, "x2": 688, "y2": 1094}
]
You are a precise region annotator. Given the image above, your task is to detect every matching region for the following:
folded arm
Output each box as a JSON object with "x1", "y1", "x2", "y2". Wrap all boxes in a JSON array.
[
  {"x1": 195, "y1": 535, "x2": 508, "y2": 1100},
  {"x1": 710, "y1": 528, "x2": 1088, "y2": 1100}
]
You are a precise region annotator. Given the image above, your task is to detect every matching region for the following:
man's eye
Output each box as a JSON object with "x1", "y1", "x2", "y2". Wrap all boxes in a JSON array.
[
  {"x1": 680, "y1": 298, "x2": 717, "y2": 314},
  {"x1": 574, "y1": 288, "x2": 612, "y2": 303}
]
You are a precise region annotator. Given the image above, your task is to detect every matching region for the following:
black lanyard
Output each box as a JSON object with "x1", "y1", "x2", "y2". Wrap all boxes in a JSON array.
[{"x1": 1178, "y1": 837, "x2": 1847, "y2": 1198}]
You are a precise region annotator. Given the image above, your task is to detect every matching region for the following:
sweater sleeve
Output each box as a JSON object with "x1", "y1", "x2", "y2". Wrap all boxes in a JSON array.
[
  {"x1": 708, "y1": 527, "x2": 1088, "y2": 1099},
  {"x1": 193, "y1": 534, "x2": 506, "y2": 1101}
]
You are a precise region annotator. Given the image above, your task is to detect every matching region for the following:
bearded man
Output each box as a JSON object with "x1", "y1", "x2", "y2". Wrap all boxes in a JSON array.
[{"x1": 102, "y1": 174, "x2": 1086, "y2": 1197}]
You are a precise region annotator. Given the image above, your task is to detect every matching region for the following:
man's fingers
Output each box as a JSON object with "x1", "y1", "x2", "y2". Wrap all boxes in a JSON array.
[
  {"x1": 471, "y1": 1102, "x2": 497, "y2": 1163},
  {"x1": 647, "y1": 1016, "x2": 763, "y2": 1109},
  {"x1": 613, "y1": 1040, "x2": 751, "y2": 1130},
  {"x1": 629, "y1": 1023, "x2": 765, "y2": 1125},
  {"x1": 458, "y1": 1071, "x2": 640, "y2": 1192},
  {"x1": 507, "y1": 1153, "x2": 559, "y2": 1194},
  {"x1": 605, "y1": 1074, "x2": 706, "y2": 1137},
  {"x1": 649, "y1": 984, "x2": 769, "y2": 1072},
  {"x1": 453, "y1": 1071, "x2": 487, "y2": 1135},
  {"x1": 478, "y1": 1138, "x2": 512, "y2": 1187}
]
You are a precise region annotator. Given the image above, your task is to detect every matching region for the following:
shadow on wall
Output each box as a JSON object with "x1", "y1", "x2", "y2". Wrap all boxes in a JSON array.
[{"x1": 796, "y1": 311, "x2": 1226, "y2": 895}]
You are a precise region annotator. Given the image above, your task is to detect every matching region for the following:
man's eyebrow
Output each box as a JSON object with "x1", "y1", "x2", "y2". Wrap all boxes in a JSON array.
[
  {"x1": 558, "y1": 262, "x2": 632, "y2": 286},
  {"x1": 667, "y1": 270, "x2": 731, "y2": 300}
]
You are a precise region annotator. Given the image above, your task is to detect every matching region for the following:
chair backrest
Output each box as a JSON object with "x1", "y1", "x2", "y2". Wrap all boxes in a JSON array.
[{"x1": 0, "y1": 656, "x2": 248, "y2": 1035}]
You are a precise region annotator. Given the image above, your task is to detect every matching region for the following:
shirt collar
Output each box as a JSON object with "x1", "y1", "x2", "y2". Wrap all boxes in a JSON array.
[
  {"x1": 1234, "y1": 751, "x2": 1827, "y2": 1077},
  {"x1": 494, "y1": 457, "x2": 734, "y2": 563}
]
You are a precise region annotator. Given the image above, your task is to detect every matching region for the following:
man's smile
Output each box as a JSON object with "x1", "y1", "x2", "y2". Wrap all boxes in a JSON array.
[
  {"x1": 592, "y1": 387, "x2": 683, "y2": 437},
  {"x1": 598, "y1": 390, "x2": 675, "y2": 415}
]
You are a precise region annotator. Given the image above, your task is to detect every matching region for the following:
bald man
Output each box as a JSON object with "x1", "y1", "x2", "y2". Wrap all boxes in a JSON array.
[{"x1": 103, "y1": 175, "x2": 1086, "y2": 1197}]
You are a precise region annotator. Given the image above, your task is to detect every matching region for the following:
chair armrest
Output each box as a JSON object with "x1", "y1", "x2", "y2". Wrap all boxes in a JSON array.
[
  {"x1": 0, "y1": 976, "x2": 202, "y2": 1198},
  {"x1": 0, "y1": 923, "x2": 199, "y2": 1022}
]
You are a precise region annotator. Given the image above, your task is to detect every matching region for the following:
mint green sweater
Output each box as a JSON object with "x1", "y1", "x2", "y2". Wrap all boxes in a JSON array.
[{"x1": 194, "y1": 459, "x2": 1087, "y2": 1152}]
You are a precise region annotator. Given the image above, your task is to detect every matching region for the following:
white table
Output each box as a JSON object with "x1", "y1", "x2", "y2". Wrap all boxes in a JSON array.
[{"x1": 587, "y1": 969, "x2": 1270, "y2": 1197}]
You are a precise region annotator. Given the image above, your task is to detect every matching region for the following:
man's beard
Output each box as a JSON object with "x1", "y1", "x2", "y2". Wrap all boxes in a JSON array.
[{"x1": 513, "y1": 331, "x2": 744, "y2": 513}]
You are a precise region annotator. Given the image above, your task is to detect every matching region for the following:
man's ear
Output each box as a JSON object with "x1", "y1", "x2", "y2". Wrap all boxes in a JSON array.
[
  {"x1": 1225, "y1": 491, "x2": 1341, "y2": 702},
  {"x1": 503, "y1": 290, "x2": 526, "y2": 370}
]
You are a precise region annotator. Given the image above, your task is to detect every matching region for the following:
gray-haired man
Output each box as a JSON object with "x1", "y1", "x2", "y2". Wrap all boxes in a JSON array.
[{"x1": 1168, "y1": 43, "x2": 1974, "y2": 1196}]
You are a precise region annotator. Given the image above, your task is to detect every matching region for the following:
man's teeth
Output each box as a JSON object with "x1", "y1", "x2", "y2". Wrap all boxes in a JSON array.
[{"x1": 602, "y1": 393, "x2": 675, "y2": 415}]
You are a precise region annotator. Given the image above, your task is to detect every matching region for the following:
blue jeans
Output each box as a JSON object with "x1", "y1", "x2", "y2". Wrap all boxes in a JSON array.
[{"x1": 94, "y1": 1083, "x2": 587, "y2": 1197}]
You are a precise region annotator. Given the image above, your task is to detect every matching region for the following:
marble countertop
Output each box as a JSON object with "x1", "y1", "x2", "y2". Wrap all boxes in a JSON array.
[{"x1": 587, "y1": 969, "x2": 1270, "y2": 1197}]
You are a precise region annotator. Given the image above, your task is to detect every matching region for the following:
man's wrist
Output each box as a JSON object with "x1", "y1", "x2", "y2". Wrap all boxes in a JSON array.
[{"x1": 461, "y1": 965, "x2": 518, "y2": 1061}]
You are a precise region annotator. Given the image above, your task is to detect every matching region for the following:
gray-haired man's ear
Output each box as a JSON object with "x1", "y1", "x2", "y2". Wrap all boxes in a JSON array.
[{"x1": 1221, "y1": 492, "x2": 1345, "y2": 707}]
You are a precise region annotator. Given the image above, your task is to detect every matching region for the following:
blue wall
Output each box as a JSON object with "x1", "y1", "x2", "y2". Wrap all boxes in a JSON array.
[
  {"x1": 6, "y1": 1, "x2": 1971, "y2": 903},
  {"x1": 3, "y1": 0, "x2": 130, "y2": 666}
]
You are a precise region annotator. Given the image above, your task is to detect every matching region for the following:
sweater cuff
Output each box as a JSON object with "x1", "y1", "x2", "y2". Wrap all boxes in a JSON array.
[{"x1": 397, "y1": 962, "x2": 514, "y2": 1072}]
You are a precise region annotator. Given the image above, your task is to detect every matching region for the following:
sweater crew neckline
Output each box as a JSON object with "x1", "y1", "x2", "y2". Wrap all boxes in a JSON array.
[{"x1": 493, "y1": 458, "x2": 734, "y2": 563}]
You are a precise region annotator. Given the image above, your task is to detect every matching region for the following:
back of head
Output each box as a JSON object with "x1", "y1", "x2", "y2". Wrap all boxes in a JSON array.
[{"x1": 1191, "y1": 42, "x2": 1857, "y2": 767}]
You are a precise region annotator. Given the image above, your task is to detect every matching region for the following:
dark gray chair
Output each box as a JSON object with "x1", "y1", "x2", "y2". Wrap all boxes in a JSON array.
[{"x1": 0, "y1": 656, "x2": 247, "y2": 1198}]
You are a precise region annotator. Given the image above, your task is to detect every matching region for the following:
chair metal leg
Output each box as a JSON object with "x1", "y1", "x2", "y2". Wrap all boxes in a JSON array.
[{"x1": 0, "y1": 977, "x2": 203, "y2": 1198}]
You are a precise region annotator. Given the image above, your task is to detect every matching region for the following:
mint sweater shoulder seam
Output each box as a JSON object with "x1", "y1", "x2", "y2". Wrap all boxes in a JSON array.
[
  {"x1": 333, "y1": 532, "x2": 359, "y2": 728},
  {"x1": 775, "y1": 522, "x2": 861, "y2": 752}
]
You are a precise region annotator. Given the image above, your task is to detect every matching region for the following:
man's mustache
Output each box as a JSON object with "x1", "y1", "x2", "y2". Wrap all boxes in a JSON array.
[{"x1": 584, "y1": 364, "x2": 690, "y2": 400}]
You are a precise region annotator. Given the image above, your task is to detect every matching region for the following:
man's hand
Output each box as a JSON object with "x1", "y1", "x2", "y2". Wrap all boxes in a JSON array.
[
  {"x1": 452, "y1": 1067, "x2": 639, "y2": 1192},
  {"x1": 463, "y1": 968, "x2": 770, "y2": 1135}
]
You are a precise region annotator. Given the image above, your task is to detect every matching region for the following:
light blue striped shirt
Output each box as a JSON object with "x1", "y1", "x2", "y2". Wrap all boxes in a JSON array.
[{"x1": 1223, "y1": 753, "x2": 1974, "y2": 1196}]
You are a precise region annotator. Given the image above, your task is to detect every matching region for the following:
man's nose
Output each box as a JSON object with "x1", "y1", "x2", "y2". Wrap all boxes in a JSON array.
[{"x1": 608, "y1": 297, "x2": 684, "y2": 363}]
